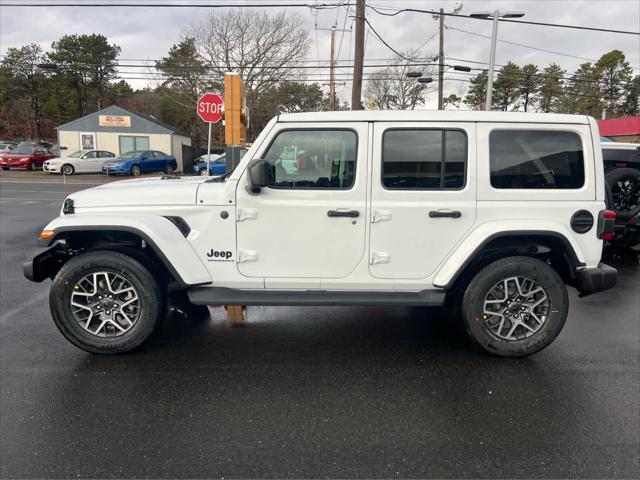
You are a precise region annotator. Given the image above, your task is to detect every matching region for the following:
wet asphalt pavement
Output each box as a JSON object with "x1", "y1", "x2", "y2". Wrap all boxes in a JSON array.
[{"x1": 1, "y1": 173, "x2": 639, "y2": 479}]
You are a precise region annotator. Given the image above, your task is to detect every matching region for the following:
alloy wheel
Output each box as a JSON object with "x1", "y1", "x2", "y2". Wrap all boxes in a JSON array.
[
  {"x1": 482, "y1": 276, "x2": 550, "y2": 341},
  {"x1": 611, "y1": 177, "x2": 640, "y2": 213},
  {"x1": 70, "y1": 271, "x2": 141, "y2": 337}
]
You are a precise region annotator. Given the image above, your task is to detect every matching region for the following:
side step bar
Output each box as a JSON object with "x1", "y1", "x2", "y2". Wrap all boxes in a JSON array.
[{"x1": 187, "y1": 287, "x2": 446, "y2": 307}]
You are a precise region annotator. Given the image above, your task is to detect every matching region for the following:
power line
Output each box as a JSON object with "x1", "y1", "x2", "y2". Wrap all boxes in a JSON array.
[
  {"x1": 0, "y1": 1, "x2": 347, "y2": 7},
  {"x1": 446, "y1": 26, "x2": 599, "y2": 63},
  {"x1": 365, "y1": 4, "x2": 640, "y2": 36}
]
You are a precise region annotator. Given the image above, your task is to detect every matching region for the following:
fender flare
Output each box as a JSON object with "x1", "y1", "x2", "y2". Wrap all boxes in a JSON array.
[
  {"x1": 39, "y1": 214, "x2": 212, "y2": 287},
  {"x1": 433, "y1": 225, "x2": 585, "y2": 289}
]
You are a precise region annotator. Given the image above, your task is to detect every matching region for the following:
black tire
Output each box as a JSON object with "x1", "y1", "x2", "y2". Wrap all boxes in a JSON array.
[
  {"x1": 461, "y1": 256, "x2": 568, "y2": 357},
  {"x1": 29, "y1": 161, "x2": 37, "y2": 171},
  {"x1": 1, "y1": 167, "x2": 9, "y2": 171},
  {"x1": 62, "y1": 164, "x2": 74, "y2": 175},
  {"x1": 606, "y1": 167, "x2": 640, "y2": 219},
  {"x1": 49, "y1": 250, "x2": 164, "y2": 354},
  {"x1": 130, "y1": 164, "x2": 141, "y2": 176},
  {"x1": 164, "y1": 164, "x2": 174, "y2": 174},
  {"x1": 199, "y1": 167, "x2": 208, "y2": 176}
]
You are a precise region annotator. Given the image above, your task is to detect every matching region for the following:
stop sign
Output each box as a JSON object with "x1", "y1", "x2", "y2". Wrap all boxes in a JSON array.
[{"x1": 197, "y1": 93, "x2": 224, "y2": 123}]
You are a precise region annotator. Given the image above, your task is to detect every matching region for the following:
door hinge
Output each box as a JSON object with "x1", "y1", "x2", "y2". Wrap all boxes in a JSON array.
[
  {"x1": 237, "y1": 249, "x2": 259, "y2": 263},
  {"x1": 370, "y1": 251, "x2": 391, "y2": 265},
  {"x1": 237, "y1": 208, "x2": 258, "y2": 222},
  {"x1": 371, "y1": 210, "x2": 392, "y2": 223}
]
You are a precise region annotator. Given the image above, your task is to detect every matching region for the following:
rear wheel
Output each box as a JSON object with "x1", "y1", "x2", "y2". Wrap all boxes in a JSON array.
[
  {"x1": 130, "y1": 164, "x2": 141, "y2": 176},
  {"x1": 461, "y1": 256, "x2": 568, "y2": 357},
  {"x1": 606, "y1": 167, "x2": 640, "y2": 219},
  {"x1": 50, "y1": 250, "x2": 164, "y2": 354},
  {"x1": 164, "y1": 164, "x2": 174, "y2": 174},
  {"x1": 62, "y1": 164, "x2": 74, "y2": 175}
]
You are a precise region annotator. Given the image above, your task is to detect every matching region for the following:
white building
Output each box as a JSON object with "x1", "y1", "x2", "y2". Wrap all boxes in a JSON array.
[{"x1": 56, "y1": 105, "x2": 192, "y2": 171}]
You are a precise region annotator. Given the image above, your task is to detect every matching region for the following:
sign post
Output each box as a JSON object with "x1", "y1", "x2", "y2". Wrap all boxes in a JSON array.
[{"x1": 196, "y1": 93, "x2": 224, "y2": 176}]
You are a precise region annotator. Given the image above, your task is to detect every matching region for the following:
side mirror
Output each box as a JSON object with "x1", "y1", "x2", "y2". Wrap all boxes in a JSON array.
[{"x1": 246, "y1": 159, "x2": 271, "y2": 195}]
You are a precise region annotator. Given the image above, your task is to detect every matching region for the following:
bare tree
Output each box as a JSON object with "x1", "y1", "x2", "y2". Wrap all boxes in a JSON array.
[
  {"x1": 366, "y1": 53, "x2": 437, "y2": 110},
  {"x1": 191, "y1": 9, "x2": 310, "y2": 96}
]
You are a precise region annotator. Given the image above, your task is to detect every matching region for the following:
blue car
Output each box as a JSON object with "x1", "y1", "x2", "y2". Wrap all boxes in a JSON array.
[
  {"x1": 101, "y1": 150, "x2": 177, "y2": 176},
  {"x1": 192, "y1": 154, "x2": 226, "y2": 176}
]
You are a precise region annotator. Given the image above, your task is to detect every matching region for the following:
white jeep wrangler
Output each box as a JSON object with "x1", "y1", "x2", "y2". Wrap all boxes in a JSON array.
[{"x1": 25, "y1": 111, "x2": 617, "y2": 357}]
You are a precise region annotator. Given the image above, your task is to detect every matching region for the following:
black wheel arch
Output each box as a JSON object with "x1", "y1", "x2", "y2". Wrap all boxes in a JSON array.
[
  {"x1": 33, "y1": 226, "x2": 196, "y2": 289},
  {"x1": 444, "y1": 231, "x2": 584, "y2": 296}
]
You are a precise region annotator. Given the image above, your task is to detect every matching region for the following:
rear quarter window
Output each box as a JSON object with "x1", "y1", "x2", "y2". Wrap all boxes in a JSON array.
[{"x1": 490, "y1": 130, "x2": 584, "y2": 189}]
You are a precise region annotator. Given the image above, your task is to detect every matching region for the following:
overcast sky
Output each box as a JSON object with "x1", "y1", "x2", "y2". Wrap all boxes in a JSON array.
[{"x1": 1, "y1": 0, "x2": 639, "y2": 108}]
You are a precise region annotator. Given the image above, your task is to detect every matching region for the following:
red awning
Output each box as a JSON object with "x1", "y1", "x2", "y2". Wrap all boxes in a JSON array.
[{"x1": 597, "y1": 117, "x2": 640, "y2": 136}]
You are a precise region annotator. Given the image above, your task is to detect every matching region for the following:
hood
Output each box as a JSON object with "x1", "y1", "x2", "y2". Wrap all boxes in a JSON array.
[{"x1": 69, "y1": 176, "x2": 210, "y2": 208}]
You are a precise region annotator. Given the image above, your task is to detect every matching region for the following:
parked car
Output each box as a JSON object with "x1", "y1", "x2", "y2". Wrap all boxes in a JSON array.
[
  {"x1": 25, "y1": 111, "x2": 617, "y2": 356},
  {"x1": 192, "y1": 154, "x2": 226, "y2": 176},
  {"x1": 0, "y1": 146, "x2": 56, "y2": 170},
  {"x1": 602, "y1": 142, "x2": 640, "y2": 247},
  {"x1": 44, "y1": 150, "x2": 116, "y2": 175},
  {"x1": 17, "y1": 140, "x2": 55, "y2": 150},
  {"x1": 0, "y1": 142, "x2": 17, "y2": 153},
  {"x1": 101, "y1": 150, "x2": 177, "y2": 176},
  {"x1": 192, "y1": 149, "x2": 248, "y2": 176}
]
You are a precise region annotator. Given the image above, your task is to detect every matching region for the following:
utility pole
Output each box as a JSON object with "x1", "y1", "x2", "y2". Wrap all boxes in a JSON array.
[
  {"x1": 351, "y1": 0, "x2": 365, "y2": 110},
  {"x1": 437, "y1": 8, "x2": 445, "y2": 110},
  {"x1": 470, "y1": 10, "x2": 525, "y2": 111},
  {"x1": 329, "y1": 25, "x2": 336, "y2": 111}
]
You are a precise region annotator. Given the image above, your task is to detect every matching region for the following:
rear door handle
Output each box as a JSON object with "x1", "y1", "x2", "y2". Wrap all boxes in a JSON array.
[
  {"x1": 327, "y1": 209, "x2": 360, "y2": 218},
  {"x1": 429, "y1": 210, "x2": 462, "y2": 218}
]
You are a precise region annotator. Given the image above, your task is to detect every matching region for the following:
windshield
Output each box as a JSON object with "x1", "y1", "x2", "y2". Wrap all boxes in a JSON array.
[
  {"x1": 11, "y1": 147, "x2": 35, "y2": 155},
  {"x1": 69, "y1": 150, "x2": 86, "y2": 158},
  {"x1": 120, "y1": 151, "x2": 143, "y2": 160}
]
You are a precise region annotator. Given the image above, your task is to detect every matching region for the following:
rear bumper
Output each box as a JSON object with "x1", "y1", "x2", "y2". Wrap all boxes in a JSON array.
[{"x1": 575, "y1": 262, "x2": 617, "y2": 297}]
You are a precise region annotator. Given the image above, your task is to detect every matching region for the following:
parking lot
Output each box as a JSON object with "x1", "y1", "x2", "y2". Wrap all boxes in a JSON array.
[{"x1": 1, "y1": 171, "x2": 638, "y2": 478}]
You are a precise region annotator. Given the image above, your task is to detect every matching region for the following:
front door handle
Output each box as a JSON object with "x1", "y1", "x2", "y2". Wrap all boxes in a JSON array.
[
  {"x1": 429, "y1": 210, "x2": 462, "y2": 218},
  {"x1": 327, "y1": 209, "x2": 360, "y2": 218}
]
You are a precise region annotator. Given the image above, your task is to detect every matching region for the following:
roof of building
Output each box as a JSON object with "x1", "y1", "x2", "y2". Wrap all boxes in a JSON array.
[
  {"x1": 56, "y1": 105, "x2": 190, "y2": 137},
  {"x1": 597, "y1": 117, "x2": 640, "y2": 136},
  {"x1": 278, "y1": 110, "x2": 592, "y2": 124}
]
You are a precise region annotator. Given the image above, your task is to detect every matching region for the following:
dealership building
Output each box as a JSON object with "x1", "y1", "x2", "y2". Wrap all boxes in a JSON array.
[{"x1": 56, "y1": 105, "x2": 192, "y2": 171}]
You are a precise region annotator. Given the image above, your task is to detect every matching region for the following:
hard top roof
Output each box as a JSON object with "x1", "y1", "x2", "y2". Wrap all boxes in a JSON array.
[{"x1": 278, "y1": 110, "x2": 591, "y2": 124}]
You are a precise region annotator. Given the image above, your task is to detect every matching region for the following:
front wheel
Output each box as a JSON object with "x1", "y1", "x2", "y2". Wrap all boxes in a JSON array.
[
  {"x1": 1, "y1": 167, "x2": 9, "y2": 171},
  {"x1": 29, "y1": 161, "x2": 37, "y2": 171},
  {"x1": 461, "y1": 256, "x2": 568, "y2": 357},
  {"x1": 62, "y1": 164, "x2": 75, "y2": 175},
  {"x1": 130, "y1": 164, "x2": 141, "y2": 176},
  {"x1": 199, "y1": 167, "x2": 208, "y2": 176},
  {"x1": 49, "y1": 250, "x2": 164, "y2": 354}
]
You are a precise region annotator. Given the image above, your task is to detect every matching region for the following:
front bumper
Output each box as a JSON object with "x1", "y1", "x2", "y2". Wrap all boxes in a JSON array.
[
  {"x1": 575, "y1": 262, "x2": 617, "y2": 297},
  {"x1": 101, "y1": 166, "x2": 126, "y2": 174},
  {"x1": 44, "y1": 163, "x2": 62, "y2": 173},
  {"x1": 23, "y1": 243, "x2": 70, "y2": 283}
]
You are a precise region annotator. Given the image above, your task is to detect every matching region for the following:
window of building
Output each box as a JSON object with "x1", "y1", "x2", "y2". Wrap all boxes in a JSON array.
[
  {"x1": 119, "y1": 136, "x2": 150, "y2": 155},
  {"x1": 382, "y1": 129, "x2": 467, "y2": 189},
  {"x1": 490, "y1": 130, "x2": 585, "y2": 189},
  {"x1": 262, "y1": 130, "x2": 357, "y2": 189}
]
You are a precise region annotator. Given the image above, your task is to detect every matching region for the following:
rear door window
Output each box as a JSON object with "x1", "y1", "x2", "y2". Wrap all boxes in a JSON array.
[
  {"x1": 382, "y1": 129, "x2": 467, "y2": 189},
  {"x1": 490, "y1": 130, "x2": 584, "y2": 189}
]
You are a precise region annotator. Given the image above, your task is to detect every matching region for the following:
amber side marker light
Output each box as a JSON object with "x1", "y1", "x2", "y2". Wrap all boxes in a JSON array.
[{"x1": 39, "y1": 230, "x2": 55, "y2": 240}]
